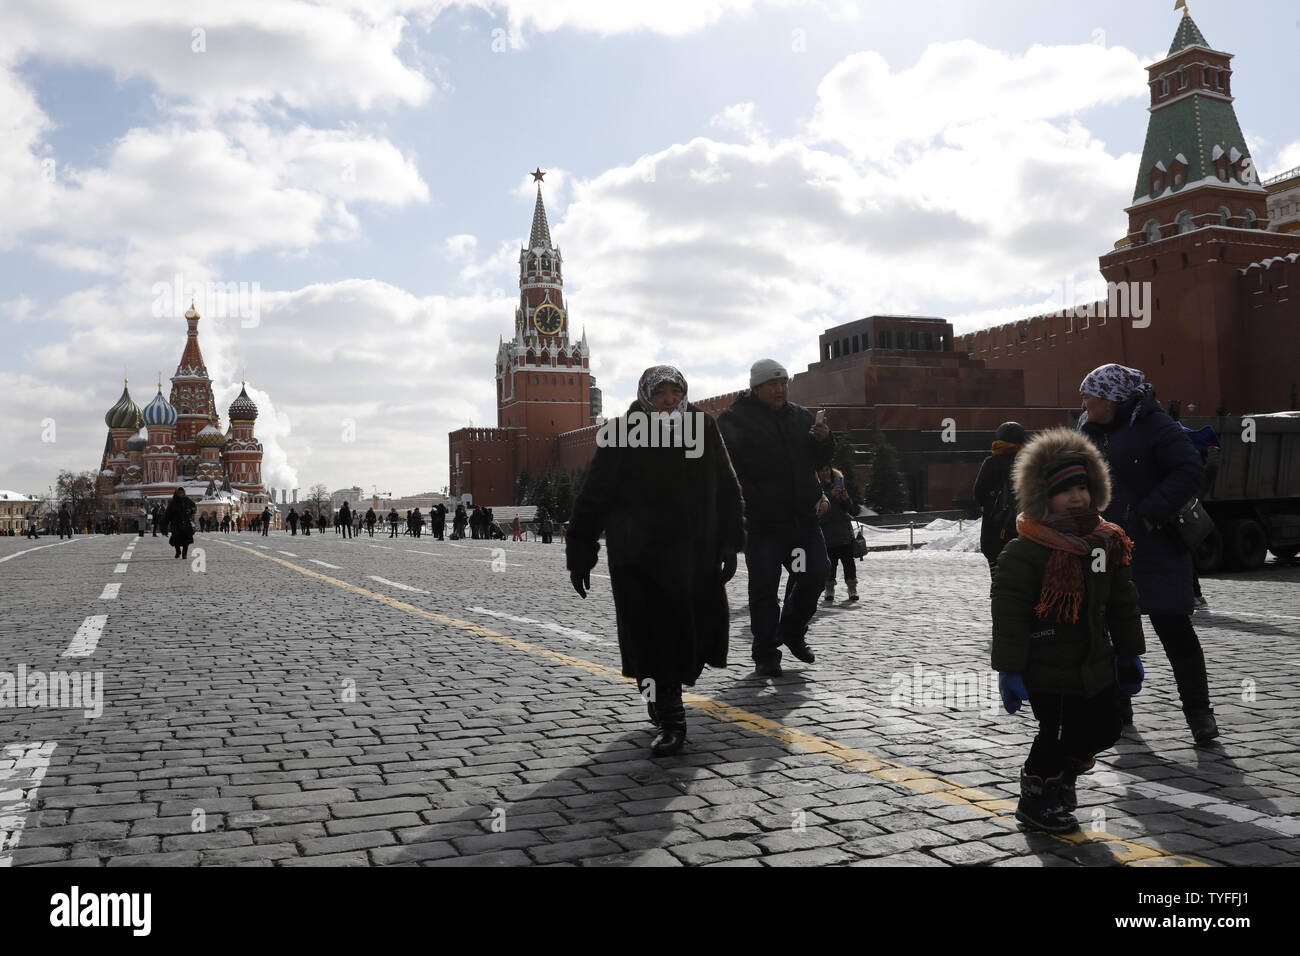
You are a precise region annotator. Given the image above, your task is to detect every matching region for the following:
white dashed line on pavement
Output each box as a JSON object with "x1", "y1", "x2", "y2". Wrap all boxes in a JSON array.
[
  {"x1": 257, "y1": 545, "x2": 270, "y2": 550},
  {"x1": 113, "y1": 564, "x2": 128, "y2": 573},
  {"x1": 309, "y1": 560, "x2": 341, "y2": 569},
  {"x1": 276, "y1": 551, "x2": 298, "y2": 557},
  {"x1": 120, "y1": 552, "x2": 132, "y2": 560},
  {"x1": 0, "y1": 741, "x2": 58, "y2": 867},
  {"x1": 465, "y1": 606, "x2": 615, "y2": 647},
  {"x1": 367, "y1": 545, "x2": 394, "y2": 550},
  {"x1": 0, "y1": 539, "x2": 82, "y2": 563},
  {"x1": 367, "y1": 575, "x2": 428, "y2": 594},
  {"x1": 99, "y1": 583, "x2": 121, "y2": 600},
  {"x1": 62, "y1": 615, "x2": 108, "y2": 658}
]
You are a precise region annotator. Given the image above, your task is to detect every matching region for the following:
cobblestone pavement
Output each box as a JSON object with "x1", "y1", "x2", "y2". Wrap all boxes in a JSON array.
[{"x1": 1, "y1": 530, "x2": 1298, "y2": 867}]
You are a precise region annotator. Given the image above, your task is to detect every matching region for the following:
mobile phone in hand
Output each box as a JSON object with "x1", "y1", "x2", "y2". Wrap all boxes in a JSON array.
[{"x1": 815, "y1": 409, "x2": 826, "y2": 425}]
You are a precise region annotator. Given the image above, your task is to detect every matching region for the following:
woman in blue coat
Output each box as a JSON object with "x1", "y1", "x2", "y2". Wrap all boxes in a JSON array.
[{"x1": 1079, "y1": 364, "x2": 1218, "y2": 744}]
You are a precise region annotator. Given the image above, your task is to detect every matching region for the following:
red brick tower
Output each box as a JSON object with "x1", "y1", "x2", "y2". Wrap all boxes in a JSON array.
[
  {"x1": 495, "y1": 169, "x2": 592, "y2": 473},
  {"x1": 170, "y1": 302, "x2": 219, "y2": 479}
]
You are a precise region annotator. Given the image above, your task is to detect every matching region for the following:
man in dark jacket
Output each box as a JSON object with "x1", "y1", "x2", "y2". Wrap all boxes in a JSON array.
[
  {"x1": 1080, "y1": 363, "x2": 1217, "y2": 743},
  {"x1": 718, "y1": 359, "x2": 833, "y2": 676},
  {"x1": 432, "y1": 502, "x2": 447, "y2": 540},
  {"x1": 261, "y1": 506, "x2": 273, "y2": 535},
  {"x1": 287, "y1": 507, "x2": 298, "y2": 535},
  {"x1": 339, "y1": 501, "x2": 353, "y2": 539},
  {"x1": 973, "y1": 421, "x2": 1027, "y2": 580}
]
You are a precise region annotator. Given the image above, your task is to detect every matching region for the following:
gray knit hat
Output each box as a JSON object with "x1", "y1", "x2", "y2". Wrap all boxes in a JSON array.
[{"x1": 750, "y1": 358, "x2": 789, "y2": 388}]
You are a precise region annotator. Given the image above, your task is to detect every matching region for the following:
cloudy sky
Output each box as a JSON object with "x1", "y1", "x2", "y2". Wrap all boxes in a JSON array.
[{"x1": 2, "y1": 0, "x2": 1297, "y2": 498}]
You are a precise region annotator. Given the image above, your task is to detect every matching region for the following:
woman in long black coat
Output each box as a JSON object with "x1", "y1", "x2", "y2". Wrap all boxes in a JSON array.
[
  {"x1": 1079, "y1": 363, "x2": 1218, "y2": 743},
  {"x1": 164, "y1": 487, "x2": 196, "y2": 559},
  {"x1": 566, "y1": 365, "x2": 746, "y2": 757}
]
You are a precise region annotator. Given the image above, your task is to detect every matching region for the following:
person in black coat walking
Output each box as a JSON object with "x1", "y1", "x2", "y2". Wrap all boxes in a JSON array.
[
  {"x1": 301, "y1": 509, "x2": 312, "y2": 535},
  {"x1": 287, "y1": 508, "x2": 298, "y2": 535},
  {"x1": 717, "y1": 359, "x2": 833, "y2": 677},
  {"x1": 974, "y1": 421, "x2": 1027, "y2": 580},
  {"x1": 339, "y1": 501, "x2": 353, "y2": 539},
  {"x1": 1079, "y1": 364, "x2": 1218, "y2": 744},
  {"x1": 432, "y1": 502, "x2": 447, "y2": 540},
  {"x1": 568, "y1": 365, "x2": 745, "y2": 757},
  {"x1": 164, "y1": 487, "x2": 196, "y2": 559}
]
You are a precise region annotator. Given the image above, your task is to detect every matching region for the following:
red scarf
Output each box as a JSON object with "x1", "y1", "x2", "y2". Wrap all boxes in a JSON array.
[
  {"x1": 1015, "y1": 511, "x2": 1132, "y2": 623},
  {"x1": 991, "y1": 440, "x2": 1021, "y2": 456}
]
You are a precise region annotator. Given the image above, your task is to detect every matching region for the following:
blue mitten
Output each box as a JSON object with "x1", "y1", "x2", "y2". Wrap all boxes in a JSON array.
[
  {"x1": 999, "y1": 672, "x2": 1029, "y2": 714},
  {"x1": 1116, "y1": 656, "x2": 1144, "y2": 695}
]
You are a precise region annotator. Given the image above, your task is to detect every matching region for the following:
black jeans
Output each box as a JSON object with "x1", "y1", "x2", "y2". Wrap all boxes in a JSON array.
[
  {"x1": 1026, "y1": 684, "x2": 1121, "y2": 778},
  {"x1": 826, "y1": 544, "x2": 856, "y2": 584},
  {"x1": 1148, "y1": 613, "x2": 1211, "y2": 712},
  {"x1": 744, "y1": 521, "x2": 831, "y2": 664}
]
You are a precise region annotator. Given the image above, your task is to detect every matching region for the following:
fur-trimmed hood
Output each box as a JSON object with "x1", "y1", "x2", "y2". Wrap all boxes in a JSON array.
[{"x1": 1012, "y1": 427, "x2": 1111, "y2": 519}]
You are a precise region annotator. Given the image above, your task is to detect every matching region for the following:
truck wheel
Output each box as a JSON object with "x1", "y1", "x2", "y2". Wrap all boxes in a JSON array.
[
  {"x1": 1193, "y1": 530, "x2": 1224, "y2": 573},
  {"x1": 1225, "y1": 518, "x2": 1268, "y2": 571}
]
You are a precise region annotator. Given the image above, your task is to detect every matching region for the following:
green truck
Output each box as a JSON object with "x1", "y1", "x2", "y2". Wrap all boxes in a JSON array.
[{"x1": 1182, "y1": 413, "x2": 1300, "y2": 571}]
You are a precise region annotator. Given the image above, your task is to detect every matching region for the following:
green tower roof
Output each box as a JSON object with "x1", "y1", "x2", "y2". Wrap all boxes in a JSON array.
[{"x1": 1168, "y1": 13, "x2": 1209, "y2": 55}]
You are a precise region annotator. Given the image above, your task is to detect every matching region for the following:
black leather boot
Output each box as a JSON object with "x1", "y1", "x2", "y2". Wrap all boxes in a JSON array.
[
  {"x1": 650, "y1": 688, "x2": 686, "y2": 757},
  {"x1": 1016, "y1": 768, "x2": 1079, "y2": 833}
]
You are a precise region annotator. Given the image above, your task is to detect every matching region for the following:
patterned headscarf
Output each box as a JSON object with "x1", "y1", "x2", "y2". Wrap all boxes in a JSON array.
[
  {"x1": 1080, "y1": 364, "x2": 1144, "y2": 403},
  {"x1": 636, "y1": 365, "x2": 688, "y2": 414}
]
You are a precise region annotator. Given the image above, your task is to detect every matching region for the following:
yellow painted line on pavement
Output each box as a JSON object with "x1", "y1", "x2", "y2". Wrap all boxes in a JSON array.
[{"x1": 217, "y1": 539, "x2": 1208, "y2": 867}]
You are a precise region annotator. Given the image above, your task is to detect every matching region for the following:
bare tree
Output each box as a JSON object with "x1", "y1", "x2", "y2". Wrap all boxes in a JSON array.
[
  {"x1": 306, "y1": 482, "x2": 332, "y2": 520},
  {"x1": 56, "y1": 469, "x2": 101, "y2": 525}
]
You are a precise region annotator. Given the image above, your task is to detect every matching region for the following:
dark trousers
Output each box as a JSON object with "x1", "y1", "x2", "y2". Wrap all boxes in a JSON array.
[
  {"x1": 1148, "y1": 613, "x2": 1212, "y2": 712},
  {"x1": 389, "y1": 524, "x2": 398, "y2": 537},
  {"x1": 744, "y1": 521, "x2": 831, "y2": 664},
  {"x1": 262, "y1": 523, "x2": 269, "y2": 536},
  {"x1": 341, "y1": 523, "x2": 352, "y2": 538},
  {"x1": 367, "y1": 524, "x2": 375, "y2": 536},
  {"x1": 1026, "y1": 684, "x2": 1121, "y2": 778},
  {"x1": 826, "y1": 544, "x2": 856, "y2": 584}
]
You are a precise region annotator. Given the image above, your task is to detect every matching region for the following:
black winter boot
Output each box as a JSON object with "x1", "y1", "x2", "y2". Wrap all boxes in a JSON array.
[
  {"x1": 1167, "y1": 652, "x2": 1219, "y2": 744},
  {"x1": 650, "y1": 691, "x2": 686, "y2": 757},
  {"x1": 1016, "y1": 768, "x2": 1079, "y2": 833},
  {"x1": 1060, "y1": 756, "x2": 1096, "y2": 812},
  {"x1": 1117, "y1": 692, "x2": 1133, "y2": 726}
]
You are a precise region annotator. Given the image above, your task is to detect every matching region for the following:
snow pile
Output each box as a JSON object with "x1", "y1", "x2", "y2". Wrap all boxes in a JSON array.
[{"x1": 924, "y1": 517, "x2": 984, "y2": 552}]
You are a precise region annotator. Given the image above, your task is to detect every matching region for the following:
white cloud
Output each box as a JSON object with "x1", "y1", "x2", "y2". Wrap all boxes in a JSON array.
[{"x1": 710, "y1": 103, "x2": 770, "y2": 147}]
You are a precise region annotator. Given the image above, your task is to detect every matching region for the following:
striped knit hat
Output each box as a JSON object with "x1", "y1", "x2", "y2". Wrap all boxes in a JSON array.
[{"x1": 1045, "y1": 459, "x2": 1090, "y2": 497}]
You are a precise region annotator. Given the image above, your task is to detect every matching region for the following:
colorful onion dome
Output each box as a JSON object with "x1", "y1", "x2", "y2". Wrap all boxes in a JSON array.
[
  {"x1": 126, "y1": 425, "x2": 149, "y2": 452},
  {"x1": 228, "y1": 383, "x2": 258, "y2": 422},
  {"x1": 185, "y1": 301, "x2": 200, "y2": 320},
  {"x1": 142, "y1": 386, "x2": 178, "y2": 427},
  {"x1": 195, "y1": 421, "x2": 226, "y2": 447},
  {"x1": 105, "y1": 382, "x2": 141, "y2": 429}
]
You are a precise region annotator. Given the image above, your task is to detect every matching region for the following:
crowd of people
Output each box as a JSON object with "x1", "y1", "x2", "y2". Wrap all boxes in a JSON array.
[{"x1": 563, "y1": 357, "x2": 1228, "y2": 840}]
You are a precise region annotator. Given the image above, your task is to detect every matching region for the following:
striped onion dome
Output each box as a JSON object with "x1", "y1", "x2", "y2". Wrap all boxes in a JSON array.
[
  {"x1": 104, "y1": 383, "x2": 141, "y2": 429},
  {"x1": 195, "y1": 421, "x2": 226, "y2": 448},
  {"x1": 227, "y1": 383, "x2": 258, "y2": 422},
  {"x1": 142, "y1": 386, "x2": 178, "y2": 427}
]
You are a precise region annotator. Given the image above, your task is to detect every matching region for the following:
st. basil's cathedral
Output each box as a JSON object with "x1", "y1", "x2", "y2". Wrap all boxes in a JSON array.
[{"x1": 97, "y1": 302, "x2": 273, "y2": 529}]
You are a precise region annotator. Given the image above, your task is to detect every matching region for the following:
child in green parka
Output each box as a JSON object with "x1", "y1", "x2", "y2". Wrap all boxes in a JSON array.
[{"x1": 991, "y1": 427, "x2": 1146, "y2": 833}]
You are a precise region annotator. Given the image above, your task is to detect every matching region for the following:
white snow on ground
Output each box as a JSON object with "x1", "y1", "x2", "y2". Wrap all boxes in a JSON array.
[{"x1": 924, "y1": 517, "x2": 984, "y2": 552}]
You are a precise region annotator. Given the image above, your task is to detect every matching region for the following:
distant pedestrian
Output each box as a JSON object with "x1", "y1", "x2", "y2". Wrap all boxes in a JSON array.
[
  {"x1": 301, "y1": 509, "x2": 312, "y2": 535},
  {"x1": 1079, "y1": 363, "x2": 1218, "y2": 743},
  {"x1": 992, "y1": 426, "x2": 1144, "y2": 833},
  {"x1": 512, "y1": 515, "x2": 522, "y2": 541},
  {"x1": 432, "y1": 502, "x2": 447, "y2": 540},
  {"x1": 567, "y1": 365, "x2": 745, "y2": 757},
  {"x1": 817, "y1": 464, "x2": 858, "y2": 603},
  {"x1": 58, "y1": 504, "x2": 72, "y2": 539},
  {"x1": 974, "y1": 421, "x2": 1028, "y2": 584},
  {"x1": 718, "y1": 358, "x2": 833, "y2": 677},
  {"x1": 411, "y1": 508, "x2": 424, "y2": 539},
  {"x1": 539, "y1": 509, "x2": 553, "y2": 544},
  {"x1": 339, "y1": 501, "x2": 353, "y2": 539},
  {"x1": 262, "y1": 506, "x2": 272, "y2": 535},
  {"x1": 165, "y1": 487, "x2": 196, "y2": 559},
  {"x1": 365, "y1": 507, "x2": 376, "y2": 536},
  {"x1": 287, "y1": 508, "x2": 299, "y2": 535},
  {"x1": 452, "y1": 505, "x2": 467, "y2": 539},
  {"x1": 388, "y1": 508, "x2": 400, "y2": 537}
]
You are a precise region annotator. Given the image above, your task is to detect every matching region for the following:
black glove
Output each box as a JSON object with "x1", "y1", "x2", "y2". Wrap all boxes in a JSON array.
[
  {"x1": 720, "y1": 550, "x2": 737, "y2": 583},
  {"x1": 570, "y1": 569, "x2": 591, "y2": 599}
]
